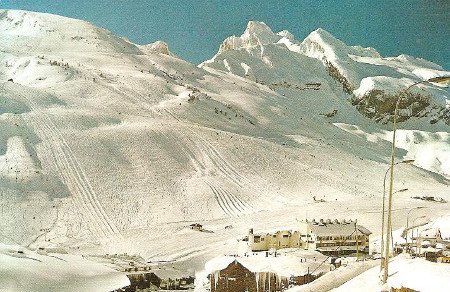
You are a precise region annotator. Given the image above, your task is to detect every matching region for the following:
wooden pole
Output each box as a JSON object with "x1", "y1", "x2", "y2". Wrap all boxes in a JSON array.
[{"x1": 355, "y1": 220, "x2": 359, "y2": 261}]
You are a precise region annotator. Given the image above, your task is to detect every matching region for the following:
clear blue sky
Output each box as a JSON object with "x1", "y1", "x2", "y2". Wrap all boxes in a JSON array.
[{"x1": 1, "y1": 0, "x2": 449, "y2": 68}]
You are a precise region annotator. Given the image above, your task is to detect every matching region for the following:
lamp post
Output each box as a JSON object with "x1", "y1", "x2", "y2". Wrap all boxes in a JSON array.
[
  {"x1": 382, "y1": 76, "x2": 449, "y2": 284},
  {"x1": 380, "y1": 161, "x2": 413, "y2": 272},
  {"x1": 412, "y1": 215, "x2": 427, "y2": 256},
  {"x1": 406, "y1": 207, "x2": 427, "y2": 246},
  {"x1": 389, "y1": 188, "x2": 409, "y2": 253}
]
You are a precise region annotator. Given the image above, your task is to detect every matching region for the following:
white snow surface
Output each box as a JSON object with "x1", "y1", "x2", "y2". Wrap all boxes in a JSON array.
[
  {"x1": 0, "y1": 244, "x2": 129, "y2": 292},
  {"x1": 0, "y1": 9, "x2": 449, "y2": 283},
  {"x1": 333, "y1": 254, "x2": 450, "y2": 292},
  {"x1": 335, "y1": 123, "x2": 450, "y2": 177},
  {"x1": 286, "y1": 260, "x2": 379, "y2": 292}
]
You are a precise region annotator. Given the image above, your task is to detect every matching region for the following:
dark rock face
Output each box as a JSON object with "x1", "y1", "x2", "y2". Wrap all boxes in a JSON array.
[{"x1": 351, "y1": 89, "x2": 449, "y2": 125}]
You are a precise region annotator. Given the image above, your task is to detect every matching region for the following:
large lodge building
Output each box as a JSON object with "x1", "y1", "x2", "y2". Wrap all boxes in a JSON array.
[{"x1": 249, "y1": 219, "x2": 372, "y2": 255}]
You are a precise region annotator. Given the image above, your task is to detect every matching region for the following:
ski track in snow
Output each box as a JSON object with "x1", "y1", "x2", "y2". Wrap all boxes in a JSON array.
[
  {"x1": 207, "y1": 182, "x2": 254, "y2": 217},
  {"x1": 198, "y1": 136, "x2": 249, "y2": 189},
  {"x1": 160, "y1": 108, "x2": 284, "y2": 218},
  {"x1": 22, "y1": 96, "x2": 120, "y2": 239},
  {"x1": 148, "y1": 121, "x2": 255, "y2": 219},
  {"x1": 160, "y1": 128, "x2": 256, "y2": 218},
  {"x1": 162, "y1": 108, "x2": 249, "y2": 188},
  {"x1": 183, "y1": 125, "x2": 258, "y2": 216}
]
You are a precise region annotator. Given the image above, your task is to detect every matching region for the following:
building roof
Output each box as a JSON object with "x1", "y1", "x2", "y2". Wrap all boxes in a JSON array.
[
  {"x1": 307, "y1": 222, "x2": 372, "y2": 237},
  {"x1": 420, "y1": 227, "x2": 441, "y2": 238},
  {"x1": 251, "y1": 220, "x2": 371, "y2": 237},
  {"x1": 204, "y1": 250, "x2": 329, "y2": 278},
  {"x1": 411, "y1": 246, "x2": 442, "y2": 255},
  {"x1": 152, "y1": 269, "x2": 192, "y2": 279}
]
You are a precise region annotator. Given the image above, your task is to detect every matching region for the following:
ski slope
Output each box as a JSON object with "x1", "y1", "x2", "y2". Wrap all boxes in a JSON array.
[{"x1": 0, "y1": 9, "x2": 449, "y2": 278}]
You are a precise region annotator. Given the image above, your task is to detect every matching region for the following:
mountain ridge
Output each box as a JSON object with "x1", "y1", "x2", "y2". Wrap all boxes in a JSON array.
[{"x1": 202, "y1": 20, "x2": 449, "y2": 126}]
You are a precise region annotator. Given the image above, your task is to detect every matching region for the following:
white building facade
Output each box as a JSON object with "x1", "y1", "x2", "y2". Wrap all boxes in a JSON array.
[{"x1": 248, "y1": 219, "x2": 371, "y2": 255}]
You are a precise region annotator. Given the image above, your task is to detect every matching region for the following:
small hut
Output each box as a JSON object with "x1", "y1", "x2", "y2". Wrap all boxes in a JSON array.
[{"x1": 190, "y1": 223, "x2": 203, "y2": 231}]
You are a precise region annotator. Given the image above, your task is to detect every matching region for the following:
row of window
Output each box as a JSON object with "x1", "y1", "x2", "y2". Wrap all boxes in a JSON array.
[
  {"x1": 317, "y1": 235, "x2": 365, "y2": 241},
  {"x1": 317, "y1": 242, "x2": 365, "y2": 247},
  {"x1": 253, "y1": 235, "x2": 366, "y2": 244},
  {"x1": 254, "y1": 234, "x2": 296, "y2": 243}
]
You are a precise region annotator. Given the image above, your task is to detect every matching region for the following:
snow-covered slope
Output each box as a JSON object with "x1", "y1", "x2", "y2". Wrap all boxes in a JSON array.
[
  {"x1": 0, "y1": 10, "x2": 449, "y2": 278},
  {"x1": 335, "y1": 123, "x2": 450, "y2": 178},
  {"x1": 0, "y1": 244, "x2": 129, "y2": 292},
  {"x1": 333, "y1": 254, "x2": 450, "y2": 292}
]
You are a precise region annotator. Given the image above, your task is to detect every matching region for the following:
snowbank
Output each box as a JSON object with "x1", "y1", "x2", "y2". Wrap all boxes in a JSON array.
[
  {"x1": 0, "y1": 244, "x2": 130, "y2": 292},
  {"x1": 333, "y1": 254, "x2": 450, "y2": 292}
]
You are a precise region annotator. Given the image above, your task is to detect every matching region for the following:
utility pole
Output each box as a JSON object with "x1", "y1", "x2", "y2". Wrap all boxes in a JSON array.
[
  {"x1": 416, "y1": 227, "x2": 419, "y2": 256},
  {"x1": 383, "y1": 98, "x2": 398, "y2": 283},
  {"x1": 355, "y1": 220, "x2": 359, "y2": 261},
  {"x1": 406, "y1": 208, "x2": 426, "y2": 251}
]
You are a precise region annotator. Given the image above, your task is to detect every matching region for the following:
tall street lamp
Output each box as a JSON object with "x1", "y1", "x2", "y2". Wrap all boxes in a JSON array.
[
  {"x1": 380, "y1": 161, "x2": 413, "y2": 273},
  {"x1": 382, "y1": 75, "x2": 450, "y2": 285}
]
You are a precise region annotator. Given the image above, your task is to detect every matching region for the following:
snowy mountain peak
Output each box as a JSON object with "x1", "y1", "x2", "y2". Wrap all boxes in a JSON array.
[
  {"x1": 300, "y1": 28, "x2": 380, "y2": 62},
  {"x1": 300, "y1": 28, "x2": 347, "y2": 61},
  {"x1": 276, "y1": 30, "x2": 295, "y2": 41},
  {"x1": 304, "y1": 28, "x2": 343, "y2": 47},
  {"x1": 309, "y1": 27, "x2": 337, "y2": 40},
  {"x1": 218, "y1": 21, "x2": 280, "y2": 53},
  {"x1": 139, "y1": 40, "x2": 173, "y2": 56},
  {"x1": 244, "y1": 21, "x2": 274, "y2": 36}
]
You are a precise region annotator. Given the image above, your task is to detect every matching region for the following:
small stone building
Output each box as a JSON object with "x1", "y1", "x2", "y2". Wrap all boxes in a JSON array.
[
  {"x1": 203, "y1": 252, "x2": 327, "y2": 292},
  {"x1": 209, "y1": 260, "x2": 261, "y2": 292}
]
